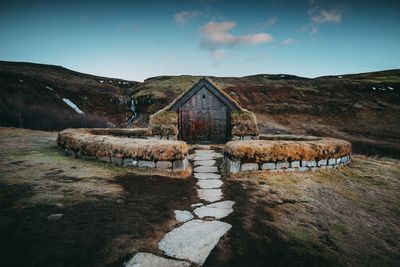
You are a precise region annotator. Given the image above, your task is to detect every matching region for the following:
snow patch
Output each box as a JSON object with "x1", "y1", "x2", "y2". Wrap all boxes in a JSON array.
[
  {"x1": 62, "y1": 98, "x2": 84, "y2": 114},
  {"x1": 338, "y1": 75, "x2": 343, "y2": 79},
  {"x1": 19, "y1": 79, "x2": 23, "y2": 83},
  {"x1": 45, "y1": 86, "x2": 54, "y2": 91},
  {"x1": 99, "y1": 80, "x2": 104, "y2": 83},
  {"x1": 388, "y1": 86, "x2": 394, "y2": 90}
]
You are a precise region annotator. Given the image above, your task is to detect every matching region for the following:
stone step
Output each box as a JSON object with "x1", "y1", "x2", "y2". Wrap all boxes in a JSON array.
[
  {"x1": 194, "y1": 160, "x2": 216, "y2": 166},
  {"x1": 194, "y1": 172, "x2": 221, "y2": 179},
  {"x1": 197, "y1": 188, "x2": 223, "y2": 202},
  {"x1": 193, "y1": 201, "x2": 235, "y2": 219},
  {"x1": 125, "y1": 252, "x2": 190, "y2": 267},
  {"x1": 158, "y1": 220, "x2": 232, "y2": 265},
  {"x1": 197, "y1": 179, "x2": 223, "y2": 189},
  {"x1": 174, "y1": 210, "x2": 194, "y2": 223},
  {"x1": 194, "y1": 166, "x2": 219, "y2": 173}
]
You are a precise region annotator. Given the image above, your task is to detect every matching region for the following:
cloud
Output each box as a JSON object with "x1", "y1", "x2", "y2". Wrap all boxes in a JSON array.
[
  {"x1": 282, "y1": 37, "x2": 295, "y2": 45},
  {"x1": 174, "y1": 10, "x2": 202, "y2": 25},
  {"x1": 262, "y1": 16, "x2": 278, "y2": 28},
  {"x1": 200, "y1": 21, "x2": 273, "y2": 51},
  {"x1": 312, "y1": 9, "x2": 342, "y2": 24},
  {"x1": 303, "y1": 1, "x2": 343, "y2": 34}
]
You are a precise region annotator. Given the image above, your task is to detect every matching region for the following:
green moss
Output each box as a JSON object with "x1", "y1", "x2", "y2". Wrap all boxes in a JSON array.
[
  {"x1": 148, "y1": 110, "x2": 178, "y2": 136},
  {"x1": 330, "y1": 223, "x2": 347, "y2": 235},
  {"x1": 149, "y1": 110, "x2": 177, "y2": 125},
  {"x1": 231, "y1": 110, "x2": 254, "y2": 122},
  {"x1": 284, "y1": 225, "x2": 319, "y2": 243}
]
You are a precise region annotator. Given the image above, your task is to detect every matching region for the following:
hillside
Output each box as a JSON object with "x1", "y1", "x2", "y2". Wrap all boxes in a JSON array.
[
  {"x1": 131, "y1": 72, "x2": 400, "y2": 157},
  {"x1": 0, "y1": 60, "x2": 139, "y2": 128},
  {"x1": 1, "y1": 61, "x2": 399, "y2": 156}
]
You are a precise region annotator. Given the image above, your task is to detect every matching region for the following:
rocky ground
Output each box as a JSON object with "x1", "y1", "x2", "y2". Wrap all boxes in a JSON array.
[{"x1": 0, "y1": 128, "x2": 399, "y2": 266}]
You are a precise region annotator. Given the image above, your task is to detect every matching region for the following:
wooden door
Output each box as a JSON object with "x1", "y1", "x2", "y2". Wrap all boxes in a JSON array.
[{"x1": 179, "y1": 87, "x2": 229, "y2": 144}]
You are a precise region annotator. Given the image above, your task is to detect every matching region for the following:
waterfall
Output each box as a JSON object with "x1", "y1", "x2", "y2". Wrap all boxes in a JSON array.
[{"x1": 127, "y1": 98, "x2": 139, "y2": 126}]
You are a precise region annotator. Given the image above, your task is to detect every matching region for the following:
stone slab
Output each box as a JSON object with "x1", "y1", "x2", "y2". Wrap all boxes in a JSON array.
[
  {"x1": 241, "y1": 163, "x2": 259, "y2": 171},
  {"x1": 158, "y1": 220, "x2": 231, "y2": 265},
  {"x1": 194, "y1": 160, "x2": 216, "y2": 166},
  {"x1": 328, "y1": 159, "x2": 336, "y2": 165},
  {"x1": 290, "y1": 161, "x2": 300, "y2": 168},
  {"x1": 125, "y1": 252, "x2": 190, "y2": 267},
  {"x1": 194, "y1": 166, "x2": 219, "y2": 173},
  {"x1": 138, "y1": 160, "x2": 155, "y2": 168},
  {"x1": 189, "y1": 153, "x2": 223, "y2": 161},
  {"x1": 174, "y1": 210, "x2": 194, "y2": 223},
  {"x1": 261, "y1": 162, "x2": 275, "y2": 170},
  {"x1": 197, "y1": 189, "x2": 222, "y2": 202},
  {"x1": 318, "y1": 159, "x2": 327, "y2": 166},
  {"x1": 173, "y1": 159, "x2": 188, "y2": 171},
  {"x1": 226, "y1": 159, "x2": 240, "y2": 173},
  {"x1": 123, "y1": 158, "x2": 138, "y2": 167},
  {"x1": 197, "y1": 179, "x2": 223, "y2": 189},
  {"x1": 193, "y1": 201, "x2": 235, "y2": 219},
  {"x1": 156, "y1": 161, "x2": 172, "y2": 169},
  {"x1": 194, "y1": 173, "x2": 221, "y2": 179},
  {"x1": 276, "y1": 161, "x2": 290, "y2": 169},
  {"x1": 303, "y1": 160, "x2": 317, "y2": 167}
]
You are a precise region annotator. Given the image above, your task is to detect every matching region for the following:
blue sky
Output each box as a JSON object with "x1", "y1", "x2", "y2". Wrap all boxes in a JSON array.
[{"x1": 0, "y1": 0, "x2": 399, "y2": 81}]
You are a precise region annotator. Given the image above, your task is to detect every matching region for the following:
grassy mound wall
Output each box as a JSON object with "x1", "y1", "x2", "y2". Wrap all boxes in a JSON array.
[
  {"x1": 88, "y1": 128, "x2": 148, "y2": 137},
  {"x1": 226, "y1": 138, "x2": 351, "y2": 162},
  {"x1": 231, "y1": 110, "x2": 259, "y2": 137},
  {"x1": 147, "y1": 110, "x2": 178, "y2": 138},
  {"x1": 57, "y1": 128, "x2": 187, "y2": 161}
]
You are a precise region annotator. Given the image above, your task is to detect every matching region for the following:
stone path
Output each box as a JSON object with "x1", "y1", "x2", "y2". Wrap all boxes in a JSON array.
[{"x1": 125, "y1": 146, "x2": 235, "y2": 266}]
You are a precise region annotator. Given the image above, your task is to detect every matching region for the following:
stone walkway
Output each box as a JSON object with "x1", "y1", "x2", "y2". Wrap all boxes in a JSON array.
[{"x1": 125, "y1": 146, "x2": 235, "y2": 267}]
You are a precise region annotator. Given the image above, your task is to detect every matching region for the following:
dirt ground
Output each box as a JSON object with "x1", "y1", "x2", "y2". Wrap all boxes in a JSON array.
[
  {"x1": 206, "y1": 156, "x2": 400, "y2": 266},
  {"x1": 0, "y1": 128, "x2": 399, "y2": 267}
]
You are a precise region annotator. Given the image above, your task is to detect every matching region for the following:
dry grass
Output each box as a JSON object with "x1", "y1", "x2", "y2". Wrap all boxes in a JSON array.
[
  {"x1": 147, "y1": 110, "x2": 178, "y2": 137},
  {"x1": 231, "y1": 110, "x2": 259, "y2": 136},
  {"x1": 225, "y1": 155, "x2": 400, "y2": 266},
  {"x1": 226, "y1": 137, "x2": 351, "y2": 162},
  {"x1": 57, "y1": 128, "x2": 188, "y2": 161},
  {"x1": 89, "y1": 128, "x2": 148, "y2": 137}
]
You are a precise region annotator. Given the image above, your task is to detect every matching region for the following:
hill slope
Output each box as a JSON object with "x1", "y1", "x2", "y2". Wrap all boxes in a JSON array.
[
  {"x1": 0, "y1": 60, "x2": 139, "y2": 128},
  {"x1": 1, "y1": 61, "x2": 399, "y2": 156},
  {"x1": 130, "y1": 72, "x2": 400, "y2": 156}
]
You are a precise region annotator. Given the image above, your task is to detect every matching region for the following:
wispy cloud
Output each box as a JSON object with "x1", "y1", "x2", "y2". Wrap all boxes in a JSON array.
[
  {"x1": 200, "y1": 21, "x2": 273, "y2": 53},
  {"x1": 303, "y1": 1, "x2": 343, "y2": 34},
  {"x1": 174, "y1": 10, "x2": 202, "y2": 25},
  {"x1": 312, "y1": 9, "x2": 342, "y2": 24},
  {"x1": 262, "y1": 16, "x2": 278, "y2": 28},
  {"x1": 282, "y1": 37, "x2": 295, "y2": 45}
]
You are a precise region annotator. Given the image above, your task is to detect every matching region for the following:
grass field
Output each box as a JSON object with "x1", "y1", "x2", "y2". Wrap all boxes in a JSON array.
[{"x1": 0, "y1": 128, "x2": 399, "y2": 266}]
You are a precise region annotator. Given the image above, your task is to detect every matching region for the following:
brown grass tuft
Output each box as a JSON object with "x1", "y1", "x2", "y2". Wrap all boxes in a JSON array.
[
  {"x1": 231, "y1": 110, "x2": 259, "y2": 136},
  {"x1": 147, "y1": 110, "x2": 178, "y2": 137},
  {"x1": 226, "y1": 137, "x2": 351, "y2": 162},
  {"x1": 57, "y1": 128, "x2": 188, "y2": 161}
]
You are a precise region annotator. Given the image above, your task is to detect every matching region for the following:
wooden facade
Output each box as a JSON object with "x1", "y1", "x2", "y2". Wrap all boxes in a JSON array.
[{"x1": 169, "y1": 78, "x2": 241, "y2": 144}]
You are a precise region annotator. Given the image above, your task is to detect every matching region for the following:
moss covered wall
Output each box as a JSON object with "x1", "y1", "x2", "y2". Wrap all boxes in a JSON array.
[{"x1": 147, "y1": 110, "x2": 179, "y2": 140}]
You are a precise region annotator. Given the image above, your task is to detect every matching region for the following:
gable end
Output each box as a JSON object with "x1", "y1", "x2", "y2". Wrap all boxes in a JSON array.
[{"x1": 169, "y1": 78, "x2": 242, "y2": 112}]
